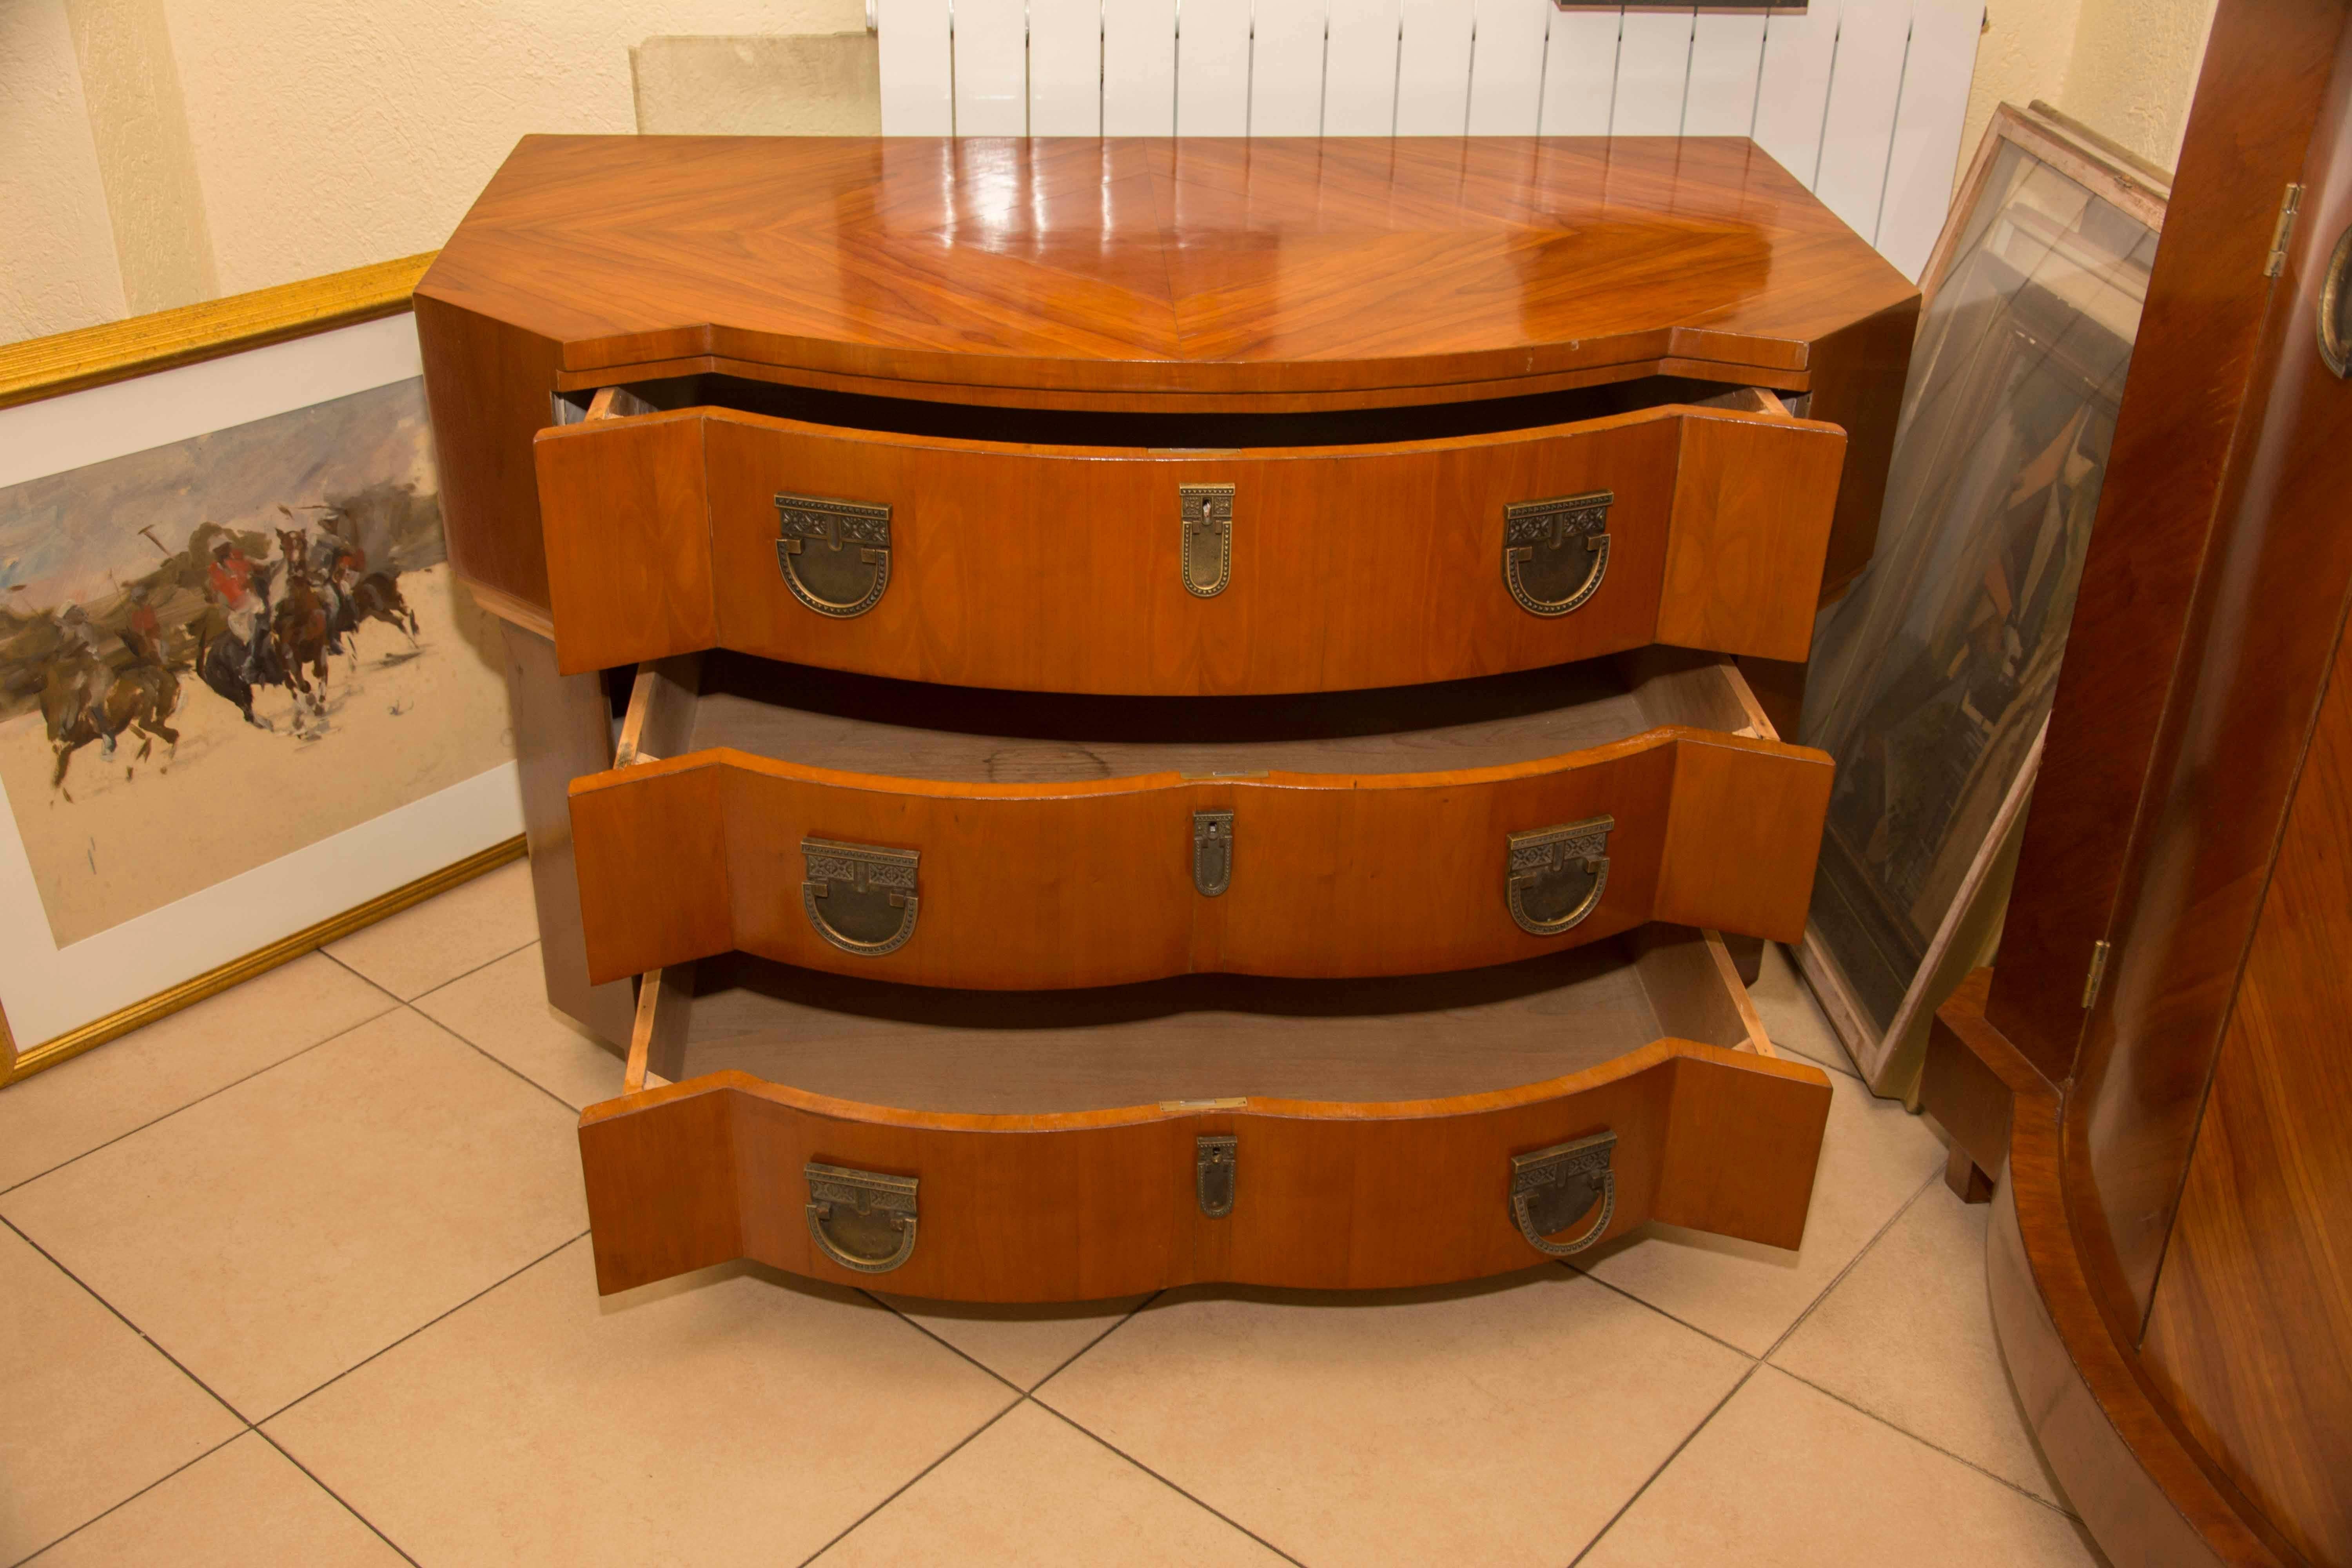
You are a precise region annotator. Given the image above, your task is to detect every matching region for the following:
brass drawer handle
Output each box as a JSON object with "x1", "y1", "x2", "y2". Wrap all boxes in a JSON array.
[
  {"x1": 1192, "y1": 809, "x2": 1234, "y2": 896},
  {"x1": 775, "y1": 492, "x2": 892, "y2": 618},
  {"x1": 1180, "y1": 484, "x2": 1234, "y2": 597},
  {"x1": 805, "y1": 1162, "x2": 918, "y2": 1273},
  {"x1": 1510, "y1": 1131, "x2": 1617, "y2": 1257},
  {"x1": 1196, "y1": 1134, "x2": 1237, "y2": 1218},
  {"x1": 1506, "y1": 815, "x2": 1614, "y2": 936},
  {"x1": 1503, "y1": 490, "x2": 1612, "y2": 617},
  {"x1": 802, "y1": 837, "x2": 919, "y2": 956}
]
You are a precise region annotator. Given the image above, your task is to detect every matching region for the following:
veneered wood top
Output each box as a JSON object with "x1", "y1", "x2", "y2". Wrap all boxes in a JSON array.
[{"x1": 420, "y1": 135, "x2": 1916, "y2": 400}]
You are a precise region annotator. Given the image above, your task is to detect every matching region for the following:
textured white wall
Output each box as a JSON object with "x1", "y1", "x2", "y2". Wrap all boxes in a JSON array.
[
  {"x1": 2066, "y1": 0, "x2": 2220, "y2": 167},
  {"x1": 162, "y1": 0, "x2": 864, "y2": 297},
  {"x1": 0, "y1": 0, "x2": 129, "y2": 343},
  {"x1": 1960, "y1": 0, "x2": 2084, "y2": 183}
]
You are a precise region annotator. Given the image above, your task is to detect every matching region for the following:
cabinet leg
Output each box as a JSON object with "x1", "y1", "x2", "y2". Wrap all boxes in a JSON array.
[{"x1": 1945, "y1": 1140, "x2": 1995, "y2": 1203}]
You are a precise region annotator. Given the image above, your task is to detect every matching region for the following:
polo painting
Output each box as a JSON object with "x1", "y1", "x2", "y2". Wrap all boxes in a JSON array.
[{"x1": 0, "y1": 376, "x2": 510, "y2": 946}]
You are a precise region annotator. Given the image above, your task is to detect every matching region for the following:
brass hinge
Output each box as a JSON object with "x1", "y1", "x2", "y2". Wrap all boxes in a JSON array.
[
  {"x1": 2081, "y1": 940, "x2": 2113, "y2": 1011},
  {"x1": 2266, "y1": 184, "x2": 2305, "y2": 278}
]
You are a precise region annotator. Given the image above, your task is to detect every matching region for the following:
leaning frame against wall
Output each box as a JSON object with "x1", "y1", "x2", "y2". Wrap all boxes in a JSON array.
[
  {"x1": 0, "y1": 256, "x2": 525, "y2": 1085},
  {"x1": 1794, "y1": 102, "x2": 2171, "y2": 1100}
]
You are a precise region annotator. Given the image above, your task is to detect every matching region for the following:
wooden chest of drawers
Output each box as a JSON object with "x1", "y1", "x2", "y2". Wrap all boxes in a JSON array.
[{"x1": 420, "y1": 135, "x2": 1916, "y2": 1301}]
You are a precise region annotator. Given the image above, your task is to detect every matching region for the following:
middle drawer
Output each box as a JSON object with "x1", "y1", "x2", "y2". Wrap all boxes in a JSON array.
[{"x1": 569, "y1": 650, "x2": 1831, "y2": 989}]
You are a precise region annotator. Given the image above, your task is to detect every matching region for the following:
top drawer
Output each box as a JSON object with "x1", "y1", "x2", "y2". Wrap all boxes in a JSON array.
[{"x1": 532, "y1": 394, "x2": 1847, "y2": 692}]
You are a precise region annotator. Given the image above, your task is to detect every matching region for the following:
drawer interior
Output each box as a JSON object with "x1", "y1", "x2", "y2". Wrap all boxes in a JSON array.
[
  {"x1": 562, "y1": 371, "x2": 1788, "y2": 450},
  {"x1": 632, "y1": 926, "x2": 1773, "y2": 1115},
  {"x1": 670, "y1": 646, "x2": 1775, "y2": 783}
]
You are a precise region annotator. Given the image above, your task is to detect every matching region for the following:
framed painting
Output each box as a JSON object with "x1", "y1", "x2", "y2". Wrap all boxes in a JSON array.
[
  {"x1": 1794, "y1": 102, "x2": 2170, "y2": 1100},
  {"x1": 0, "y1": 256, "x2": 524, "y2": 1085}
]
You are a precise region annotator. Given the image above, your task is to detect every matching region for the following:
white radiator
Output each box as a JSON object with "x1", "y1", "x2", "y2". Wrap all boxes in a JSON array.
[{"x1": 875, "y1": 0, "x2": 1982, "y2": 281}]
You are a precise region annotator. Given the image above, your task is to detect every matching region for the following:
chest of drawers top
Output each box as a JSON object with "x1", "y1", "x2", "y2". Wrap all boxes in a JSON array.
[{"x1": 420, "y1": 134, "x2": 1914, "y2": 402}]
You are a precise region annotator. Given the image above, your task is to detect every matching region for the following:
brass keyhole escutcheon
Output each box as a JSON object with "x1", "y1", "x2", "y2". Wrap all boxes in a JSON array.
[{"x1": 1180, "y1": 484, "x2": 1235, "y2": 597}]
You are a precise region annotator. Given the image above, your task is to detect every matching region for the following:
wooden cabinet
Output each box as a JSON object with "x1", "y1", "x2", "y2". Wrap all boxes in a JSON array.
[
  {"x1": 1921, "y1": 4, "x2": 2352, "y2": 1563},
  {"x1": 421, "y1": 132, "x2": 1911, "y2": 1303}
]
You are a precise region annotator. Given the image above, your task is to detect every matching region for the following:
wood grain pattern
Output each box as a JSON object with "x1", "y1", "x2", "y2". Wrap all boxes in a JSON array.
[
  {"x1": 419, "y1": 134, "x2": 1913, "y2": 625},
  {"x1": 1986, "y1": 0, "x2": 2348, "y2": 1079},
  {"x1": 2139, "y1": 617, "x2": 2352, "y2": 1568},
  {"x1": 566, "y1": 658, "x2": 1831, "y2": 988},
  {"x1": 534, "y1": 399, "x2": 1847, "y2": 688},
  {"x1": 575, "y1": 929, "x2": 1833, "y2": 1298},
  {"x1": 2068, "y1": 7, "x2": 2352, "y2": 1326},
  {"x1": 1926, "y1": 980, "x2": 2291, "y2": 1568}
]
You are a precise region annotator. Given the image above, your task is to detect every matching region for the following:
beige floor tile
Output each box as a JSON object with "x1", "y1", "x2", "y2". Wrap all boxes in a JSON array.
[
  {"x1": 1036, "y1": 1268, "x2": 1749, "y2": 1567},
  {"x1": 875, "y1": 1292, "x2": 1153, "y2": 1390},
  {"x1": 1579, "y1": 1367, "x2": 2100, "y2": 1567},
  {"x1": 322, "y1": 856, "x2": 537, "y2": 999},
  {"x1": 1751, "y1": 942, "x2": 1861, "y2": 1078},
  {"x1": 1579, "y1": 1064, "x2": 1944, "y2": 1355},
  {"x1": 1, "y1": 1008, "x2": 586, "y2": 1419},
  {"x1": 0, "y1": 1225, "x2": 244, "y2": 1563},
  {"x1": 413, "y1": 944, "x2": 625, "y2": 1110},
  {"x1": 0, "y1": 956, "x2": 393, "y2": 1193},
  {"x1": 1772, "y1": 1185, "x2": 2069, "y2": 1505},
  {"x1": 27, "y1": 1433, "x2": 403, "y2": 1567},
  {"x1": 265, "y1": 1239, "x2": 1015, "y2": 1567},
  {"x1": 816, "y1": 1399, "x2": 1284, "y2": 1567}
]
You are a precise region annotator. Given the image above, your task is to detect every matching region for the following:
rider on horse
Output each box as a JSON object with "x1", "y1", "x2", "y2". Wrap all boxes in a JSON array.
[{"x1": 207, "y1": 539, "x2": 267, "y2": 680}]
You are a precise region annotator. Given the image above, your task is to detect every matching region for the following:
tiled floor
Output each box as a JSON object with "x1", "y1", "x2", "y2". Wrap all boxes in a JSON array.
[{"x1": 0, "y1": 863, "x2": 2105, "y2": 1566}]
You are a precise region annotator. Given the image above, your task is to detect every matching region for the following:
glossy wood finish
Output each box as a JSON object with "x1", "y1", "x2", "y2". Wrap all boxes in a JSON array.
[
  {"x1": 2138, "y1": 619, "x2": 2352, "y2": 1568},
  {"x1": 1986, "y1": 0, "x2": 2348, "y2": 1081},
  {"x1": 532, "y1": 398, "x2": 1847, "y2": 688},
  {"x1": 566, "y1": 653, "x2": 1829, "y2": 988},
  {"x1": 418, "y1": 135, "x2": 1915, "y2": 628},
  {"x1": 577, "y1": 927, "x2": 1835, "y2": 1299},
  {"x1": 2069, "y1": 7, "x2": 2352, "y2": 1327},
  {"x1": 1915, "y1": 7, "x2": 2352, "y2": 1563}
]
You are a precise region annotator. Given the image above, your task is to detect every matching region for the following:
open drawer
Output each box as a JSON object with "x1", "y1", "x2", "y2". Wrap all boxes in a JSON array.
[
  {"x1": 579, "y1": 926, "x2": 1835, "y2": 1299},
  {"x1": 532, "y1": 386, "x2": 1847, "y2": 690},
  {"x1": 568, "y1": 650, "x2": 1833, "y2": 990}
]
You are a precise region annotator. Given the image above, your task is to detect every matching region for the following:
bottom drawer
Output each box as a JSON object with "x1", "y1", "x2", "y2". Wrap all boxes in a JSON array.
[{"x1": 576, "y1": 926, "x2": 1831, "y2": 1301}]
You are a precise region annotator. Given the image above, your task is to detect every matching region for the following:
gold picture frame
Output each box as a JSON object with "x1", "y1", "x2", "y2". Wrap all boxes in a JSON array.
[{"x1": 0, "y1": 251, "x2": 525, "y2": 1087}]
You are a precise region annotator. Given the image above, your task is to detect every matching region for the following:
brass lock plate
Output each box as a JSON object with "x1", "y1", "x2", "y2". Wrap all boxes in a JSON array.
[
  {"x1": 1192, "y1": 809, "x2": 1234, "y2": 897},
  {"x1": 1196, "y1": 1134, "x2": 1238, "y2": 1218},
  {"x1": 1180, "y1": 484, "x2": 1235, "y2": 597}
]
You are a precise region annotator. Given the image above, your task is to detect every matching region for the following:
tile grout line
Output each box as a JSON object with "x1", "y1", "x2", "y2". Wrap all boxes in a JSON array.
[
  {"x1": 1565, "y1": 1362, "x2": 1764, "y2": 1568},
  {"x1": 0, "y1": 990, "x2": 404, "y2": 1200},
  {"x1": 851, "y1": 1290, "x2": 1031, "y2": 1398},
  {"x1": 318, "y1": 936, "x2": 539, "y2": 1013},
  {"x1": 1562, "y1": 1260, "x2": 1764, "y2": 1362},
  {"x1": 1772, "y1": 1362, "x2": 2084, "y2": 1521},
  {"x1": 328, "y1": 940, "x2": 612, "y2": 1120},
  {"x1": 408, "y1": 1000, "x2": 604, "y2": 1119},
  {"x1": 1022, "y1": 1289, "x2": 1164, "y2": 1391},
  {"x1": 862, "y1": 1287, "x2": 1165, "y2": 1397},
  {"x1": 0, "y1": 1212, "x2": 250, "y2": 1426},
  {"x1": 1, "y1": 1428, "x2": 248, "y2": 1568},
  {"x1": 251, "y1": 1426, "x2": 425, "y2": 1568},
  {"x1": 1565, "y1": 1166, "x2": 1948, "y2": 1566},
  {"x1": 1758, "y1": 1169, "x2": 1944, "y2": 1365},
  {"x1": 258, "y1": 1229, "x2": 590, "y2": 1426},
  {"x1": 793, "y1": 1397, "x2": 1028, "y2": 1567},
  {"x1": 1026, "y1": 1396, "x2": 1312, "y2": 1568}
]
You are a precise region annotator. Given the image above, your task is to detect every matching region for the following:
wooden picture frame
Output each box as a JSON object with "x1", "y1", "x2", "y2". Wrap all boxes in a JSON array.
[
  {"x1": 1795, "y1": 102, "x2": 2169, "y2": 1099},
  {"x1": 0, "y1": 254, "x2": 524, "y2": 1087}
]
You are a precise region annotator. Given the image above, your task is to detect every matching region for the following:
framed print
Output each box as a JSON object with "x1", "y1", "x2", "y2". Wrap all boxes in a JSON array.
[
  {"x1": 1795, "y1": 103, "x2": 2169, "y2": 1100},
  {"x1": 0, "y1": 256, "x2": 524, "y2": 1083}
]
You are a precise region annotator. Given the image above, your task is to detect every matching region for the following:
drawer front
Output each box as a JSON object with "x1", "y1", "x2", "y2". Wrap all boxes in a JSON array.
[
  {"x1": 533, "y1": 402, "x2": 1847, "y2": 690},
  {"x1": 576, "y1": 1042, "x2": 1833, "y2": 1300},
  {"x1": 567, "y1": 727, "x2": 1832, "y2": 989}
]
